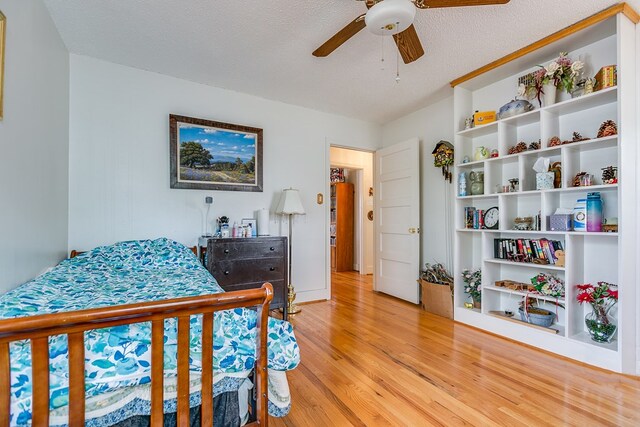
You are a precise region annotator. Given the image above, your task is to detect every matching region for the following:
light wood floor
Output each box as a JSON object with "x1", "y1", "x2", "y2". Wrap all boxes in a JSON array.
[{"x1": 271, "y1": 271, "x2": 640, "y2": 426}]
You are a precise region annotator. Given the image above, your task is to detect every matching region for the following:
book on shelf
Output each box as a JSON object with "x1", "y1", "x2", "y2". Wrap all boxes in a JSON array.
[
  {"x1": 494, "y1": 238, "x2": 563, "y2": 265},
  {"x1": 464, "y1": 207, "x2": 484, "y2": 229}
]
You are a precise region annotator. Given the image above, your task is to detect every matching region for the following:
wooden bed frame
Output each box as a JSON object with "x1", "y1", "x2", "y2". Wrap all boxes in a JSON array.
[{"x1": 0, "y1": 274, "x2": 273, "y2": 426}]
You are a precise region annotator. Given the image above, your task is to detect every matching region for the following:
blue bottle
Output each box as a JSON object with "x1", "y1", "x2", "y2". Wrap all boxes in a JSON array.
[
  {"x1": 586, "y1": 192, "x2": 603, "y2": 232},
  {"x1": 458, "y1": 172, "x2": 467, "y2": 197}
]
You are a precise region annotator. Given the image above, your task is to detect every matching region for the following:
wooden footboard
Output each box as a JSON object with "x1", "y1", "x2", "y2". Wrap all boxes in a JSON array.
[{"x1": 0, "y1": 283, "x2": 273, "y2": 427}]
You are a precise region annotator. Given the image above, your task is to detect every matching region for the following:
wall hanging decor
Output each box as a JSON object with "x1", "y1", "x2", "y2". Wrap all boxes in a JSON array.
[
  {"x1": 432, "y1": 140, "x2": 454, "y2": 182},
  {"x1": 169, "y1": 115, "x2": 263, "y2": 192}
]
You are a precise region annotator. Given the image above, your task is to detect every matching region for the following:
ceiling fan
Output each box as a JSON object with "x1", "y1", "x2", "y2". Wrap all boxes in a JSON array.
[{"x1": 313, "y1": 0, "x2": 511, "y2": 64}]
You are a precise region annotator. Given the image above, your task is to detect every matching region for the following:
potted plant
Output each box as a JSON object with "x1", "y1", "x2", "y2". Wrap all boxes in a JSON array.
[
  {"x1": 576, "y1": 282, "x2": 618, "y2": 343},
  {"x1": 525, "y1": 52, "x2": 584, "y2": 106},
  {"x1": 461, "y1": 269, "x2": 481, "y2": 309}
]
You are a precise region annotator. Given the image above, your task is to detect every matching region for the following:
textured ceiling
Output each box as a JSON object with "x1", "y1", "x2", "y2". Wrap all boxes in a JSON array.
[{"x1": 43, "y1": 0, "x2": 638, "y2": 123}]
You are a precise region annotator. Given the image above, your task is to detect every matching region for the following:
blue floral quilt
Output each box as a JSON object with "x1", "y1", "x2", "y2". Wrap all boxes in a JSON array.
[{"x1": 0, "y1": 238, "x2": 299, "y2": 425}]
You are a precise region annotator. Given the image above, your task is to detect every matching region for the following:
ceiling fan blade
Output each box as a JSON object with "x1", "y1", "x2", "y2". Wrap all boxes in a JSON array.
[
  {"x1": 393, "y1": 24, "x2": 424, "y2": 64},
  {"x1": 416, "y1": 0, "x2": 510, "y2": 9},
  {"x1": 313, "y1": 15, "x2": 366, "y2": 57}
]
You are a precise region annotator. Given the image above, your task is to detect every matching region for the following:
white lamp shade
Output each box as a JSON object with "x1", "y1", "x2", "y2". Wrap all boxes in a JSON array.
[
  {"x1": 365, "y1": 0, "x2": 416, "y2": 36},
  {"x1": 276, "y1": 188, "x2": 305, "y2": 215}
]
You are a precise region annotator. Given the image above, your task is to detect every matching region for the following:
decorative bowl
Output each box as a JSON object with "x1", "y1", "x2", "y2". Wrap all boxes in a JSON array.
[{"x1": 498, "y1": 99, "x2": 534, "y2": 120}]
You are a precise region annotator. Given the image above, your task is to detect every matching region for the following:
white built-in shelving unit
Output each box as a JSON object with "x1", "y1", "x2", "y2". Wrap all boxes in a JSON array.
[{"x1": 452, "y1": 10, "x2": 638, "y2": 373}]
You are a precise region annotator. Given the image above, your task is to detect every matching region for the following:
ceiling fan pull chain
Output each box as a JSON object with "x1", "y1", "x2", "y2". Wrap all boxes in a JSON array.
[
  {"x1": 380, "y1": 34, "x2": 385, "y2": 69},
  {"x1": 395, "y1": 35, "x2": 401, "y2": 84}
]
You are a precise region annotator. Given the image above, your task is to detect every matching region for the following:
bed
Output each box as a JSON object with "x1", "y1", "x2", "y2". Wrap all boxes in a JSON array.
[{"x1": 0, "y1": 238, "x2": 300, "y2": 426}]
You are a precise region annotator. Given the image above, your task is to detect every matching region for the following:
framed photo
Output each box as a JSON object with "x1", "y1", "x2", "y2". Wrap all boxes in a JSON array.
[
  {"x1": 169, "y1": 114, "x2": 263, "y2": 192},
  {"x1": 0, "y1": 11, "x2": 6, "y2": 120}
]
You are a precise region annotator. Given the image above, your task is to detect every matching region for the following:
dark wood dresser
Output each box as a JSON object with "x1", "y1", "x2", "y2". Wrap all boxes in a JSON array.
[{"x1": 206, "y1": 237, "x2": 288, "y2": 319}]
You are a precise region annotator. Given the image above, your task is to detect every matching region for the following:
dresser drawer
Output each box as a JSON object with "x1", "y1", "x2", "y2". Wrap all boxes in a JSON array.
[
  {"x1": 209, "y1": 258, "x2": 285, "y2": 286},
  {"x1": 209, "y1": 239, "x2": 284, "y2": 260},
  {"x1": 221, "y1": 280, "x2": 286, "y2": 308}
]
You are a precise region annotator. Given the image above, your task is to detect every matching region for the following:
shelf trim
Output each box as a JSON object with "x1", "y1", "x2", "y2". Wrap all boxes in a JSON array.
[
  {"x1": 485, "y1": 285, "x2": 566, "y2": 304},
  {"x1": 484, "y1": 259, "x2": 565, "y2": 271},
  {"x1": 456, "y1": 135, "x2": 617, "y2": 167},
  {"x1": 450, "y1": 4, "x2": 639, "y2": 87}
]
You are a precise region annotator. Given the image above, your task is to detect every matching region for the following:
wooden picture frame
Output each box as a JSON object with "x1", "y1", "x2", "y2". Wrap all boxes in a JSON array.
[
  {"x1": 169, "y1": 114, "x2": 263, "y2": 192},
  {"x1": 0, "y1": 11, "x2": 6, "y2": 120}
]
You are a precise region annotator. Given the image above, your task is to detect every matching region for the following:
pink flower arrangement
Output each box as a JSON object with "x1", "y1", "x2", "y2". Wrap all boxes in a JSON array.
[{"x1": 526, "y1": 52, "x2": 584, "y2": 105}]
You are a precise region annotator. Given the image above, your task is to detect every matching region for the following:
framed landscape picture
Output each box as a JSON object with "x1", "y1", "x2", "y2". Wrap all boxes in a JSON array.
[{"x1": 169, "y1": 115, "x2": 263, "y2": 192}]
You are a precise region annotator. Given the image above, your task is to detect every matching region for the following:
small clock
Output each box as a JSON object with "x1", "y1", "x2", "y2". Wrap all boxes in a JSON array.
[{"x1": 483, "y1": 207, "x2": 499, "y2": 230}]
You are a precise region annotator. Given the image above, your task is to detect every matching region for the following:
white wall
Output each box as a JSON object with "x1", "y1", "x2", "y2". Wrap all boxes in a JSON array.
[
  {"x1": 68, "y1": 55, "x2": 380, "y2": 302},
  {"x1": 0, "y1": 0, "x2": 69, "y2": 293},
  {"x1": 329, "y1": 147, "x2": 374, "y2": 275},
  {"x1": 381, "y1": 96, "x2": 455, "y2": 272}
]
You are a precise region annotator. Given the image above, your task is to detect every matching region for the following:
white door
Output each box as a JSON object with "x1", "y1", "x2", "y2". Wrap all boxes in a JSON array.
[{"x1": 374, "y1": 138, "x2": 420, "y2": 303}]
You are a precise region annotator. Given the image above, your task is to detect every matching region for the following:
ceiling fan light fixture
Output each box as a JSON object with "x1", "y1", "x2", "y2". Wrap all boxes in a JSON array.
[{"x1": 365, "y1": 0, "x2": 416, "y2": 36}]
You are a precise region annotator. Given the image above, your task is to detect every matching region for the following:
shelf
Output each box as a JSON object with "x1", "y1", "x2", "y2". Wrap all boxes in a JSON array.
[
  {"x1": 457, "y1": 120, "x2": 498, "y2": 137},
  {"x1": 455, "y1": 88, "x2": 616, "y2": 136},
  {"x1": 543, "y1": 86, "x2": 617, "y2": 116},
  {"x1": 489, "y1": 184, "x2": 618, "y2": 198},
  {"x1": 484, "y1": 259, "x2": 565, "y2": 271},
  {"x1": 569, "y1": 332, "x2": 618, "y2": 352},
  {"x1": 456, "y1": 194, "x2": 498, "y2": 200},
  {"x1": 496, "y1": 229, "x2": 565, "y2": 235},
  {"x1": 560, "y1": 135, "x2": 617, "y2": 152},
  {"x1": 489, "y1": 311, "x2": 565, "y2": 335},
  {"x1": 456, "y1": 228, "x2": 484, "y2": 233},
  {"x1": 456, "y1": 158, "x2": 487, "y2": 168},
  {"x1": 567, "y1": 231, "x2": 618, "y2": 236},
  {"x1": 500, "y1": 109, "x2": 540, "y2": 126},
  {"x1": 485, "y1": 285, "x2": 565, "y2": 304},
  {"x1": 456, "y1": 136, "x2": 617, "y2": 167},
  {"x1": 542, "y1": 184, "x2": 618, "y2": 194}
]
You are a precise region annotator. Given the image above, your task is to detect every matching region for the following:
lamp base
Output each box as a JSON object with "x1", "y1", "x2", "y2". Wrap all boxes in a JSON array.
[
  {"x1": 288, "y1": 303, "x2": 302, "y2": 315},
  {"x1": 283, "y1": 282, "x2": 301, "y2": 316}
]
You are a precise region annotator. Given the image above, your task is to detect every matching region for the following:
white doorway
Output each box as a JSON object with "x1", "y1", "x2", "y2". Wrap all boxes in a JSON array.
[{"x1": 328, "y1": 146, "x2": 374, "y2": 289}]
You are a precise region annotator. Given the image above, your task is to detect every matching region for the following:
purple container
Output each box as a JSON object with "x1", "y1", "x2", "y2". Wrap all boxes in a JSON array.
[{"x1": 586, "y1": 192, "x2": 603, "y2": 232}]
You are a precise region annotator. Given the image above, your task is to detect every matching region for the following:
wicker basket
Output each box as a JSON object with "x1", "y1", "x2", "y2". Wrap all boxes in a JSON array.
[{"x1": 518, "y1": 307, "x2": 555, "y2": 327}]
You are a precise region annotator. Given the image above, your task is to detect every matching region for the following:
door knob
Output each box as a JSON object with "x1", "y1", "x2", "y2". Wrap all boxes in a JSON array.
[{"x1": 408, "y1": 228, "x2": 416, "y2": 234}]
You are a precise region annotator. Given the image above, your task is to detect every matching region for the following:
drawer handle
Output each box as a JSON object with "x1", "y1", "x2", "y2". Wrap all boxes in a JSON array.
[
  {"x1": 269, "y1": 267, "x2": 275, "y2": 271},
  {"x1": 269, "y1": 247, "x2": 275, "y2": 251},
  {"x1": 224, "y1": 249, "x2": 229, "y2": 254},
  {"x1": 224, "y1": 271, "x2": 230, "y2": 275}
]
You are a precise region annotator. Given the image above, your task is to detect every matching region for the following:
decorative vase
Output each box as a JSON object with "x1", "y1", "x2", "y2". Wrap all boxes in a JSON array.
[
  {"x1": 542, "y1": 83, "x2": 557, "y2": 106},
  {"x1": 474, "y1": 146, "x2": 489, "y2": 161},
  {"x1": 472, "y1": 296, "x2": 481, "y2": 310},
  {"x1": 585, "y1": 310, "x2": 616, "y2": 343},
  {"x1": 469, "y1": 171, "x2": 484, "y2": 196}
]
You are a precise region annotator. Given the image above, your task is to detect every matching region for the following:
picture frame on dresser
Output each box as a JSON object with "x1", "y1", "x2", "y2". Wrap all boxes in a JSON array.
[{"x1": 169, "y1": 114, "x2": 263, "y2": 192}]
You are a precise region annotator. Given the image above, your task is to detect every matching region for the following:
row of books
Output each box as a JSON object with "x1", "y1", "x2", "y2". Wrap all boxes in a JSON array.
[
  {"x1": 465, "y1": 207, "x2": 484, "y2": 229},
  {"x1": 494, "y1": 238, "x2": 564, "y2": 265}
]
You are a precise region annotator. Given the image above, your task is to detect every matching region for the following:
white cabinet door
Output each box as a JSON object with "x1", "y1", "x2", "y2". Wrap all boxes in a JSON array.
[{"x1": 374, "y1": 138, "x2": 420, "y2": 303}]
